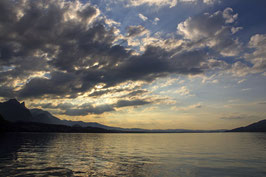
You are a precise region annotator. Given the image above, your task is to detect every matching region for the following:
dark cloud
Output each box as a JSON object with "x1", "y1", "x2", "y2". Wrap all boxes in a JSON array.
[
  {"x1": 77, "y1": 4, "x2": 98, "y2": 22},
  {"x1": 88, "y1": 88, "x2": 147, "y2": 98},
  {"x1": 18, "y1": 71, "x2": 81, "y2": 98},
  {"x1": 30, "y1": 102, "x2": 75, "y2": 110},
  {"x1": 29, "y1": 98, "x2": 153, "y2": 116},
  {"x1": 88, "y1": 88, "x2": 129, "y2": 97},
  {"x1": 63, "y1": 104, "x2": 115, "y2": 116},
  {"x1": 0, "y1": 86, "x2": 14, "y2": 98},
  {"x1": 29, "y1": 101, "x2": 113, "y2": 116},
  {"x1": 123, "y1": 90, "x2": 148, "y2": 98},
  {"x1": 0, "y1": 0, "x2": 209, "y2": 101},
  {"x1": 127, "y1": 25, "x2": 147, "y2": 37},
  {"x1": 115, "y1": 99, "x2": 150, "y2": 108},
  {"x1": 89, "y1": 90, "x2": 110, "y2": 97}
]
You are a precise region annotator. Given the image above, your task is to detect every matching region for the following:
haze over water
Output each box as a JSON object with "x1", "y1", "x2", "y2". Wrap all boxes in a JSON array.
[{"x1": 1, "y1": 133, "x2": 266, "y2": 177}]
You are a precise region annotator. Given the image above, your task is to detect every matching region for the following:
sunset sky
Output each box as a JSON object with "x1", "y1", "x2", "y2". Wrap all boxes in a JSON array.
[{"x1": 0, "y1": 0, "x2": 266, "y2": 129}]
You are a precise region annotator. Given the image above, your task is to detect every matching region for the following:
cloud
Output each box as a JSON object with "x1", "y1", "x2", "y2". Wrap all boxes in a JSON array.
[
  {"x1": 29, "y1": 97, "x2": 153, "y2": 116},
  {"x1": 153, "y1": 17, "x2": 160, "y2": 25},
  {"x1": 0, "y1": 0, "x2": 224, "y2": 101},
  {"x1": 227, "y1": 62, "x2": 250, "y2": 77},
  {"x1": 220, "y1": 115, "x2": 247, "y2": 120},
  {"x1": 127, "y1": 25, "x2": 149, "y2": 37},
  {"x1": 177, "y1": 8, "x2": 242, "y2": 57},
  {"x1": 237, "y1": 79, "x2": 246, "y2": 84},
  {"x1": 203, "y1": 0, "x2": 219, "y2": 5},
  {"x1": 63, "y1": 104, "x2": 115, "y2": 116},
  {"x1": 174, "y1": 86, "x2": 191, "y2": 96},
  {"x1": 126, "y1": 0, "x2": 179, "y2": 8},
  {"x1": 138, "y1": 13, "x2": 148, "y2": 21},
  {"x1": 222, "y1": 7, "x2": 238, "y2": 24},
  {"x1": 245, "y1": 34, "x2": 266, "y2": 73},
  {"x1": 18, "y1": 71, "x2": 81, "y2": 98},
  {"x1": 122, "y1": 90, "x2": 148, "y2": 98},
  {"x1": 171, "y1": 103, "x2": 202, "y2": 111},
  {"x1": 225, "y1": 33, "x2": 266, "y2": 77},
  {"x1": 0, "y1": 86, "x2": 14, "y2": 98},
  {"x1": 231, "y1": 27, "x2": 243, "y2": 34},
  {"x1": 220, "y1": 114, "x2": 258, "y2": 120},
  {"x1": 30, "y1": 102, "x2": 75, "y2": 110},
  {"x1": 241, "y1": 88, "x2": 251, "y2": 91},
  {"x1": 125, "y1": 0, "x2": 216, "y2": 8},
  {"x1": 115, "y1": 99, "x2": 151, "y2": 108}
]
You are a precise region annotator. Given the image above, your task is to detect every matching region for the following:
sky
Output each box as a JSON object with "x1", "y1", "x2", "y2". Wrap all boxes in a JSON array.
[{"x1": 0, "y1": 0, "x2": 266, "y2": 130}]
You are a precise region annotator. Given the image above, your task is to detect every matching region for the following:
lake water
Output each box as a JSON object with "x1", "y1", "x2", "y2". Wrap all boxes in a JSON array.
[{"x1": 0, "y1": 133, "x2": 266, "y2": 177}]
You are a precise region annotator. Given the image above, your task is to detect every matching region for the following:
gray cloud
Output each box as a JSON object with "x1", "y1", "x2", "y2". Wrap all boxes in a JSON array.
[
  {"x1": 246, "y1": 34, "x2": 266, "y2": 72},
  {"x1": 30, "y1": 102, "x2": 75, "y2": 110},
  {"x1": 123, "y1": 90, "x2": 148, "y2": 98},
  {"x1": 127, "y1": 25, "x2": 148, "y2": 37},
  {"x1": 115, "y1": 99, "x2": 150, "y2": 108},
  {"x1": 29, "y1": 97, "x2": 153, "y2": 116},
  {"x1": 18, "y1": 71, "x2": 81, "y2": 98},
  {"x1": 63, "y1": 104, "x2": 115, "y2": 116},
  {"x1": 177, "y1": 8, "x2": 242, "y2": 57},
  {"x1": 0, "y1": 0, "x2": 212, "y2": 100},
  {"x1": 0, "y1": 86, "x2": 14, "y2": 98}
]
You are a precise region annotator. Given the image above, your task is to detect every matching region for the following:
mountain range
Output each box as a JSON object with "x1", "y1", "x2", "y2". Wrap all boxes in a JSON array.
[
  {"x1": 0, "y1": 99, "x2": 265, "y2": 133},
  {"x1": 0, "y1": 99, "x2": 118, "y2": 129}
]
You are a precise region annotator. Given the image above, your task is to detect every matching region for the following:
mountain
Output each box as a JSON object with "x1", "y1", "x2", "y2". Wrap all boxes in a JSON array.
[
  {"x1": 30, "y1": 108, "x2": 120, "y2": 129},
  {"x1": 0, "y1": 99, "x2": 34, "y2": 122},
  {"x1": 0, "y1": 114, "x2": 117, "y2": 133},
  {"x1": 229, "y1": 119, "x2": 266, "y2": 132},
  {"x1": 0, "y1": 99, "x2": 116, "y2": 129},
  {"x1": 0, "y1": 99, "x2": 226, "y2": 133},
  {"x1": 30, "y1": 109, "x2": 63, "y2": 125},
  {"x1": 30, "y1": 110, "x2": 226, "y2": 132},
  {"x1": 0, "y1": 113, "x2": 10, "y2": 132}
]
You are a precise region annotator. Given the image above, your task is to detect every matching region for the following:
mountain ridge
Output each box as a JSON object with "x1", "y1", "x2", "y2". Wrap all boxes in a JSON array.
[
  {"x1": 228, "y1": 119, "x2": 266, "y2": 132},
  {"x1": 0, "y1": 99, "x2": 226, "y2": 133}
]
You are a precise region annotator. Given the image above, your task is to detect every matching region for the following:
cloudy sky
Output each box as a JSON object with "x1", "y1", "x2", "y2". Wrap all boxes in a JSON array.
[{"x1": 0, "y1": 0, "x2": 266, "y2": 129}]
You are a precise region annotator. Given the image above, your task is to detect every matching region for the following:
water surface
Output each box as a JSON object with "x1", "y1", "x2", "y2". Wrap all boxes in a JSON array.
[{"x1": 0, "y1": 133, "x2": 266, "y2": 176}]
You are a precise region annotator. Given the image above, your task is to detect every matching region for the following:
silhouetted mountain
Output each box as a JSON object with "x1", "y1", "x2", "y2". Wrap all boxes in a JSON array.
[
  {"x1": 0, "y1": 113, "x2": 10, "y2": 132},
  {"x1": 0, "y1": 115, "x2": 117, "y2": 133},
  {"x1": 30, "y1": 108, "x2": 120, "y2": 129},
  {"x1": 30, "y1": 108, "x2": 65, "y2": 125},
  {"x1": 0, "y1": 99, "x2": 226, "y2": 133},
  {"x1": 0, "y1": 99, "x2": 117, "y2": 129},
  {"x1": 229, "y1": 119, "x2": 266, "y2": 132},
  {"x1": 0, "y1": 99, "x2": 34, "y2": 122},
  {"x1": 0, "y1": 114, "x2": 7, "y2": 123}
]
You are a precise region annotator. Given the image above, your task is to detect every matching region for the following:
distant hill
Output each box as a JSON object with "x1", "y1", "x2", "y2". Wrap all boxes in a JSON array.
[{"x1": 229, "y1": 119, "x2": 266, "y2": 132}]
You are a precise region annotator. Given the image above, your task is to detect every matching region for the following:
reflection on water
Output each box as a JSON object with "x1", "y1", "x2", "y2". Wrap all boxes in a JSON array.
[{"x1": 0, "y1": 133, "x2": 266, "y2": 176}]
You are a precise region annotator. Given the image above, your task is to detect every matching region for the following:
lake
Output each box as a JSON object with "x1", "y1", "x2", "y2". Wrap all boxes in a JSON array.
[{"x1": 0, "y1": 133, "x2": 266, "y2": 176}]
